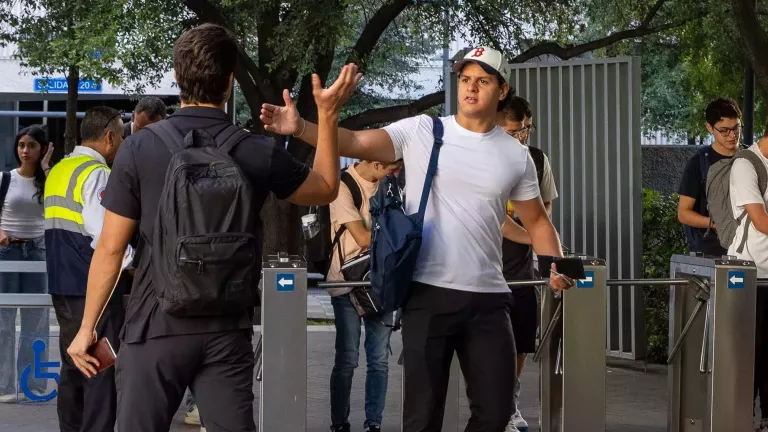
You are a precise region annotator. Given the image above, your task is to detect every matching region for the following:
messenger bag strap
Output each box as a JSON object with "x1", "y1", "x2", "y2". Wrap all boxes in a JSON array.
[{"x1": 417, "y1": 117, "x2": 444, "y2": 217}]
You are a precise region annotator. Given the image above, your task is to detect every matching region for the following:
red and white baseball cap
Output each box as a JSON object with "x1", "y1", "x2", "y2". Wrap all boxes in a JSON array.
[{"x1": 452, "y1": 46, "x2": 510, "y2": 84}]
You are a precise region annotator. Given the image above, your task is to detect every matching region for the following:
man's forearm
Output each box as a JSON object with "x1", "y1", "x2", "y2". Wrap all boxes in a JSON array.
[
  {"x1": 314, "y1": 111, "x2": 341, "y2": 196},
  {"x1": 502, "y1": 216, "x2": 531, "y2": 245},
  {"x1": 528, "y1": 217, "x2": 564, "y2": 258},
  {"x1": 80, "y1": 246, "x2": 124, "y2": 332},
  {"x1": 297, "y1": 119, "x2": 358, "y2": 156},
  {"x1": 678, "y1": 209, "x2": 711, "y2": 229}
]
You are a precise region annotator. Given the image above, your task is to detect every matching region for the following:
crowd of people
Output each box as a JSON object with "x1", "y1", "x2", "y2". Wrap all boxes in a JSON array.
[{"x1": 0, "y1": 18, "x2": 763, "y2": 432}]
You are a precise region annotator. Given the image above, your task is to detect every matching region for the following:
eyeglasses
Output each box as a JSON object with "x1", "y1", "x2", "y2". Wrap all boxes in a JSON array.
[
  {"x1": 712, "y1": 124, "x2": 741, "y2": 137},
  {"x1": 503, "y1": 123, "x2": 537, "y2": 140},
  {"x1": 102, "y1": 110, "x2": 125, "y2": 130}
]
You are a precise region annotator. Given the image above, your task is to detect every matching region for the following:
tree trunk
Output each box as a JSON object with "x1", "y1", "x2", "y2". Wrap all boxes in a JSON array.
[{"x1": 64, "y1": 66, "x2": 79, "y2": 154}]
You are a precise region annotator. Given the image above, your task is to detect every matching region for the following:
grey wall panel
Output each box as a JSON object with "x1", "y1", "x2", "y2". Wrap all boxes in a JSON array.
[{"x1": 508, "y1": 57, "x2": 644, "y2": 359}]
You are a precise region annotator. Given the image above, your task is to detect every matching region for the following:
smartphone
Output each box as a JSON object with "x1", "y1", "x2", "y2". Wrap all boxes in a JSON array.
[{"x1": 538, "y1": 256, "x2": 586, "y2": 280}]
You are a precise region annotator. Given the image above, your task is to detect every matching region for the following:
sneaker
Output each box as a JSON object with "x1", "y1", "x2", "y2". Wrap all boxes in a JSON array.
[
  {"x1": 330, "y1": 424, "x2": 351, "y2": 432},
  {"x1": 185, "y1": 405, "x2": 201, "y2": 426},
  {"x1": 364, "y1": 424, "x2": 381, "y2": 432},
  {"x1": 505, "y1": 423, "x2": 520, "y2": 432},
  {"x1": 0, "y1": 393, "x2": 27, "y2": 404},
  {"x1": 200, "y1": 428, "x2": 207, "y2": 432},
  {"x1": 511, "y1": 409, "x2": 528, "y2": 431}
]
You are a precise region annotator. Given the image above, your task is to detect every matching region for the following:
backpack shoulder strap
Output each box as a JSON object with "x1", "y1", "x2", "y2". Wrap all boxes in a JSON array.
[
  {"x1": 737, "y1": 150, "x2": 768, "y2": 195},
  {"x1": 145, "y1": 121, "x2": 185, "y2": 154},
  {"x1": 698, "y1": 145, "x2": 711, "y2": 181},
  {"x1": 529, "y1": 146, "x2": 545, "y2": 185},
  {"x1": 216, "y1": 124, "x2": 252, "y2": 154},
  {"x1": 417, "y1": 117, "x2": 444, "y2": 217},
  {"x1": 0, "y1": 172, "x2": 10, "y2": 214},
  {"x1": 341, "y1": 170, "x2": 363, "y2": 211}
]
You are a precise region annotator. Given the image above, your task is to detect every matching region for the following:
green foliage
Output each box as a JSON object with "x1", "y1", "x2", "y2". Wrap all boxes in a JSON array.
[{"x1": 642, "y1": 188, "x2": 688, "y2": 362}]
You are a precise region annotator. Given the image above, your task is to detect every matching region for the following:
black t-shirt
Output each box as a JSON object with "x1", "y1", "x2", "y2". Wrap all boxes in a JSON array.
[
  {"x1": 502, "y1": 217, "x2": 535, "y2": 283},
  {"x1": 102, "y1": 107, "x2": 310, "y2": 343},
  {"x1": 677, "y1": 146, "x2": 732, "y2": 255}
]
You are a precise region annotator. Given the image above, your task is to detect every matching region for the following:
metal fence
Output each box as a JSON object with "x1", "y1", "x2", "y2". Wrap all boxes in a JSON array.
[{"x1": 507, "y1": 57, "x2": 644, "y2": 359}]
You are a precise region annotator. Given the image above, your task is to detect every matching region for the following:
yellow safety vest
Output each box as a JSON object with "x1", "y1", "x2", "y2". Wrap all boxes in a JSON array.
[
  {"x1": 43, "y1": 154, "x2": 109, "y2": 296},
  {"x1": 43, "y1": 155, "x2": 109, "y2": 234}
]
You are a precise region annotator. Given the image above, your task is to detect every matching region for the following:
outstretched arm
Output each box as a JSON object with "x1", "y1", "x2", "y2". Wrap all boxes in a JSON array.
[{"x1": 261, "y1": 90, "x2": 397, "y2": 162}]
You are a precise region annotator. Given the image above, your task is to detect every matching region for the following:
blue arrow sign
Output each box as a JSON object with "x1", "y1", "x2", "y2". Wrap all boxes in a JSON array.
[
  {"x1": 577, "y1": 271, "x2": 595, "y2": 288},
  {"x1": 276, "y1": 273, "x2": 295, "y2": 292},
  {"x1": 727, "y1": 270, "x2": 745, "y2": 289}
]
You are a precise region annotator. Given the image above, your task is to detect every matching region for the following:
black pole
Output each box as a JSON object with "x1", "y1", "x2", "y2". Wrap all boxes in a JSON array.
[{"x1": 744, "y1": 57, "x2": 755, "y2": 147}]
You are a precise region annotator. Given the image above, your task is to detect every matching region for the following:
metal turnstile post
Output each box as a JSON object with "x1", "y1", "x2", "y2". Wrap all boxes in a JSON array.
[
  {"x1": 260, "y1": 253, "x2": 307, "y2": 431},
  {"x1": 537, "y1": 256, "x2": 607, "y2": 432},
  {"x1": 668, "y1": 254, "x2": 757, "y2": 432}
]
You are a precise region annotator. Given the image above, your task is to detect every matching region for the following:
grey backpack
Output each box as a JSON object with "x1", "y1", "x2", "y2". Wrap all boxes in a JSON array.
[{"x1": 705, "y1": 149, "x2": 768, "y2": 253}]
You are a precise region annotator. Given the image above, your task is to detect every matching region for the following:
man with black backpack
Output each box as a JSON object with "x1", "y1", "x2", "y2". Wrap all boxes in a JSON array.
[
  {"x1": 326, "y1": 160, "x2": 402, "y2": 432},
  {"x1": 65, "y1": 23, "x2": 361, "y2": 432},
  {"x1": 262, "y1": 46, "x2": 572, "y2": 432},
  {"x1": 677, "y1": 98, "x2": 742, "y2": 256},
  {"x1": 497, "y1": 96, "x2": 558, "y2": 432}
]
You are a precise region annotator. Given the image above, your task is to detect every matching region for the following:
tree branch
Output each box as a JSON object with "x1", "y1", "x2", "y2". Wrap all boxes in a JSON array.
[
  {"x1": 345, "y1": 0, "x2": 412, "y2": 71},
  {"x1": 641, "y1": 0, "x2": 668, "y2": 27},
  {"x1": 339, "y1": 91, "x2": 444, "y2": 130},
  {"x1": 731, "y1": 0, "x2": 768, "y2": 97},
  {"x1": 513, "y1": 12, "x2": 705, "y2": 63}
]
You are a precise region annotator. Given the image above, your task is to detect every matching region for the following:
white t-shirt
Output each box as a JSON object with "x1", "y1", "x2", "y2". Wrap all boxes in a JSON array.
[
  {"x1": 728, "y1": 143, "x2": 768, "y2": 277},
  {"x1": 383, "y1": 115, "x2": 541, "y2": 293},
  {"x1": 0, "y1": 169, "x2": 45, "y2": 239}
]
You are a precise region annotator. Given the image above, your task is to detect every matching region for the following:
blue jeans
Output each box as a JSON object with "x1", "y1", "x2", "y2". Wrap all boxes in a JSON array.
[
  {"x1": 330, "y1": 295, "x2": 393, "y2": 427},
  {"x1": 0, "y1": 237, "x2": 49, "y2": 395}
]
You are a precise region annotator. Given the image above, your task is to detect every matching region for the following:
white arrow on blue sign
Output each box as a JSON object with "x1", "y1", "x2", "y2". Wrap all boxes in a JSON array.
[
  {"x1": 727, "y1": 270, "x2": 745, "y2": 289},
  {"x1": 277, "y1": 273, "x2": 295, "y2": 292},
  {"x1": 577, "y1": 271, "x2": 595, "y2": 288}
]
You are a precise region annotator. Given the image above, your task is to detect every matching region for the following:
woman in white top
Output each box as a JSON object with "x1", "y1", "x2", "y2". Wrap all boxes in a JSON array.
[{"x1": 0, "y1": 125, "x2": 53, "y2": 402}]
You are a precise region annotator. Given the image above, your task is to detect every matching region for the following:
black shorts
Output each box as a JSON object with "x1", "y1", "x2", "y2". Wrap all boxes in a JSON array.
[{"x1": 509, "y1": 287, "x2": 538, "y2": 354}]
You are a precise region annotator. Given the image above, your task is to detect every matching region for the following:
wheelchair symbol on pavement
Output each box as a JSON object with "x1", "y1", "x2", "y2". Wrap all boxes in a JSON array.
[{"x1": 19, "y1": 339, "x2": 60, "y2": 402}]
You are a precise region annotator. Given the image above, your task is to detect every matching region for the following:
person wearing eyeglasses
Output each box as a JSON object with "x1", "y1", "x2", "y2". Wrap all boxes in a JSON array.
[
  {"x1": 44, "y1": 106, "x2": 133, "y2": 432},
  {"x1": 677, "y1": 98, "x2": 742, "y2": 257},
  {"x1": 497, "y1": 96, "x2": 558, "y2": 432}
]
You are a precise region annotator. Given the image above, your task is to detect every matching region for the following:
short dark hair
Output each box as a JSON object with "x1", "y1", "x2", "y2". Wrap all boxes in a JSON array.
[
  {"x1": 173, "y1": 24, "x2": 237, "y2": 105},
  {"x1": 705, "y1": 98, "x2": 742, "y2": 126},
  {"x1": 81, "y1": 106, "x2": 122, "y2": 143},
  {"x1": 501, "y1": 96, "x2": 533, "y2": 121},
  {"x1": 134, "y1": 96, "x2": 167, "y2": 120}
]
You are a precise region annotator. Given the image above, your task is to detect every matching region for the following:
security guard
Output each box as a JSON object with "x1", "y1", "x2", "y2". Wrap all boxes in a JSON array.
[{"x1": 44, "y1": 106, "x2": 132, "y2": 432}]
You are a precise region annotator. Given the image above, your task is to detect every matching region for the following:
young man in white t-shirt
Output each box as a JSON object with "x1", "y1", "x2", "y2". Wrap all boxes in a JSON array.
[
  {"x1": 261, "y1": 46, "x2": 571, "y2": 431},
  {"x1": 727, "y1": 132, "x2": 768, "y2": 432}
]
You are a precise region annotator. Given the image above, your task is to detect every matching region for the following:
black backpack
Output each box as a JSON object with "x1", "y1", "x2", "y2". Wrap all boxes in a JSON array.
[
  {"x1": 145, "y1": 121, "x2": 258, "y2": 317},
  {"x1": 305, "y1": 169, "x2": 362, "y2": 276}
]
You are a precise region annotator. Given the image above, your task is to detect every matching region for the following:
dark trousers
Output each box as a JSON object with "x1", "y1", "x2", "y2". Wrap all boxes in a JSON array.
[
  {"x1": 402, "y1": 283, "x2": 517, "y2": 432},
  {"x1": 115, "y1": 330, "x2": 255, "y2": 432},
  {"x1": 756, "y1": 287, "x2": 768, "y2": 417},
  {"x1": 52, "y1": 294, "x2": 124, "y2": 432}
]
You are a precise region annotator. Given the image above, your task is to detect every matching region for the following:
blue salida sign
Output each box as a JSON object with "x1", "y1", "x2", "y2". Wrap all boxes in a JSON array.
[
  {"x1": 277, "y1": 273, "x2": 295, "y2": 292},
  {"x1": 727, "y1": 270, "x2": 745, "y2": 289},
  {"x1": 33, "y1": 78, "x2": 102, "y2": 93}
]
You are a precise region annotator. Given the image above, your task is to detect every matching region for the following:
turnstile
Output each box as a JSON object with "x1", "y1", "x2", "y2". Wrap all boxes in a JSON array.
[
  {"x1": 260, "y1": 253, "x2": 307, "y2": 431},
  {"x1": 668, "y1": 254, "x2": 757, "y2": 432},
  {"x1": 537, "y1": 256, "x2": 607, "y2": 432}
]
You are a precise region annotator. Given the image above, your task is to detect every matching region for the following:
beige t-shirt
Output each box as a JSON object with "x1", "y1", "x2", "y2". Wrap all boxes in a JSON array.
[{"x1": 327, "y1": 164, "x2": 379, "y2": 296}]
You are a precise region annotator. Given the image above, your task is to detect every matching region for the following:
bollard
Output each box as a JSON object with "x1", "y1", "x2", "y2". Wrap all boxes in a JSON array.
[
  {"x1": 668, "y1": 254, "x2": 757, "y2": 432},
  {"x1": 260, "y1": 253, "x2": 307, "y2": 432},
  {"x1": 538, "y1": 256, "x2": 607, "y2": 432}
]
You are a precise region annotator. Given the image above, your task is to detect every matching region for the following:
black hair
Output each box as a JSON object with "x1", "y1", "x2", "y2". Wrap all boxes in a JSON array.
[
  {"x1": 134, "y1": 96, "x2": 167, "y2": 120},
  {"x1": 501, "y1": 96, "x2": 533, "y2": 121},
  {"x1": 705, "y1": 98, "x2": 742, "y2": 126},
  {"x1": 81, "y1": 106, "x2": 122, "y2": 143},
  {"x1": 173, "y1": 24, "x2": 238, "y2": 105},
  {"x1": 14, "y1": 125, "x2": 49, "y2": 204}
]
